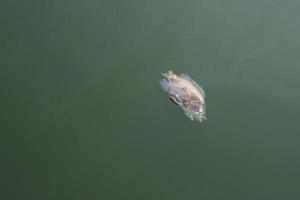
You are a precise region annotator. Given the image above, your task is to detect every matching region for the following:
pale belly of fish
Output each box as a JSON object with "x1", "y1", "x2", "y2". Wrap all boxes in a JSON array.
[{"x1": 160, "y1": 71, "x2": 206, "y2": 123}]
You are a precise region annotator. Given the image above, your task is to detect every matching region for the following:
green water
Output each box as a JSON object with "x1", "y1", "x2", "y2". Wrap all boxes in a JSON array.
[{"x1": 2, "y1": 0, "x2": 300, "y2": 199}]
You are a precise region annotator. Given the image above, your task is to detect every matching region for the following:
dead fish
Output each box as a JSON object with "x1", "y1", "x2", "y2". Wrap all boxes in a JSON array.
[{"x1": 160, "y1": 71, "x2": 207, "y2": 122}]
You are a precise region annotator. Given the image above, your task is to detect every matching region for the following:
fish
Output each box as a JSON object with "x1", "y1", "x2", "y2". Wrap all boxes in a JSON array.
[{"x1": 160, "y1": 71, "x2": 207, "y2": 122}]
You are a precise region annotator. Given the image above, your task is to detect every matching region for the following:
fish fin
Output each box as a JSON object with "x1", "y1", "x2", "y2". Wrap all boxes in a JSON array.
[
  {"x1": 161, "y1": 70, "x2": 174, "y2": 78},
  {"x1": 169, "y1": 96, "x2": 180, "y2": 105}
]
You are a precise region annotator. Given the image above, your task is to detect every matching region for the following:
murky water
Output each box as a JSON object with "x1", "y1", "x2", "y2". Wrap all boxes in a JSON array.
[{"x1": 2, "y1": 0, "x2": 300, "y2": 199}]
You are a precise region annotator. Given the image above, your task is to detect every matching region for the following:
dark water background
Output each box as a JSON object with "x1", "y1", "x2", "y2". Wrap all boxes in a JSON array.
[{"x1": 2, "y1": 0, "x2": 300, "y2": 199}]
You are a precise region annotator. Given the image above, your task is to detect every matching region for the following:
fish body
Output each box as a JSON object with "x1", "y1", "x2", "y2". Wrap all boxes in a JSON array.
[{"x1": 160, "y1": 71, "x2": 206, "y2": 122}]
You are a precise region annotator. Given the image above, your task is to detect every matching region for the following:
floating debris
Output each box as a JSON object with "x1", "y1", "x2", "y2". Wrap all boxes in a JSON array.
[{"x1": 160, "y1": 71, "x2": 206, "y2": 122}]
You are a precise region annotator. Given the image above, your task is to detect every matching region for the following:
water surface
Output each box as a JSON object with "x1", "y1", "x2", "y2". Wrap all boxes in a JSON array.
[{"x1": 2, "y1": 0, "x2": 300, "y2": 199}]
